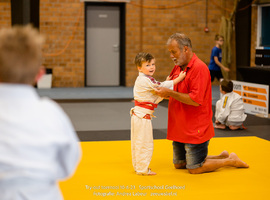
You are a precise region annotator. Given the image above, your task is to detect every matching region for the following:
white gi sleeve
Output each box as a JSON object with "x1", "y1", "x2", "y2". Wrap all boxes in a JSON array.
[
  {"x1": 43, "y1": 99, "x2": 82, "y2": 180},
  {"x1": 159, "y1": 80, "x2": 174, "y2": 90}
]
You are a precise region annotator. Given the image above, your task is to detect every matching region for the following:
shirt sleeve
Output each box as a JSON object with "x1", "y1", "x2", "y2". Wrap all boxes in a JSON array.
[
  {"x1": 212, "y1": 47, "x2": 219, "y2": 58},
  {"x1": 188, "y1": 63, "x2": 210, "y2": 105}
]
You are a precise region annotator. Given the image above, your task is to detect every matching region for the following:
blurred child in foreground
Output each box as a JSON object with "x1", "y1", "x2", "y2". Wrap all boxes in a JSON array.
[{"x1": 0, "y1": 25, "x2": 81, "y2": 200}]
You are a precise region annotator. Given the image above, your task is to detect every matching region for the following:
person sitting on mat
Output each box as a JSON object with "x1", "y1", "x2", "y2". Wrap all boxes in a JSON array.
[
  {"x1": 0, "y1": 25, "x2": 81, "y2": 199},
  {"x1": 130, "y1": 52, "x2": 186, "y2": 175},
  {"x1": 215, "y1": 79, "x2": 247, "y2": 130}
]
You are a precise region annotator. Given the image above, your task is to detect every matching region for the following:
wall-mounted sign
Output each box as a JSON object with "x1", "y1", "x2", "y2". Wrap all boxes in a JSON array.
[{"x1": 231, "y1": 80, "x2": 269, "y2": 118}]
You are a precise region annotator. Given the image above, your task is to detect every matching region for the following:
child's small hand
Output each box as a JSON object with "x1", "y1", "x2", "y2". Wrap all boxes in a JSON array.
[
  {"x1": 166, "y1": 75, "x2": 172, "y2": 81},
  {"x1": 179, "y1": 71, "x2": 186, "y2": 80},
  {"x1": 172, "y1": 71, "x2": 186, "y2": 85}
]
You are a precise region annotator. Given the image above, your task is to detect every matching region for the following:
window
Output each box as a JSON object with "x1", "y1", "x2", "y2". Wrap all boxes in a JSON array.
[{"x1": 257, "y1": 4, "x2": 270, "y2": 47}]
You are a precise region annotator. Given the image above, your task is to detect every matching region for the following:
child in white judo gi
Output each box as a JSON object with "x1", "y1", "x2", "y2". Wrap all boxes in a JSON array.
[
  {"x1": 130, "y1": 52, "x2": 186, "y2": 175},
  {"x1": 0, "y1": 25, "x2": 81, "y2": 200},
  {"x1": 215, "y1": 79, "x2": 247, "y2": 130}
]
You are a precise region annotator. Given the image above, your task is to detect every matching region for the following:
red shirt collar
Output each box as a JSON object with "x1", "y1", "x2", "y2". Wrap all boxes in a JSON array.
[
  {"x1": 174, "y1": 53, "x2": 197, "y2": 72},
  {"x1": 185, "y1": 53, "x2": 197, "y2": 70},
  {"x1": 178, "y1": 53, "x2": 196, "y2": 71},
  {"x1": 169, "y1": 53, "x2": 197, "y2": 77}
]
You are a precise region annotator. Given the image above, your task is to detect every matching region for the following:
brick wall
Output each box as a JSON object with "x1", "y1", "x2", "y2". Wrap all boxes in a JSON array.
[
  {"x1": 125, "y1": 0, "x2": 235, "y2": 86},
  {"x1": 40, "y1": 0, "x2": 85, "y2": 87},
  {"x1": 1, "y1": 0, "x2": 242, "y2": 87},
  {"x1": 0, "y1": 0, "x2": 11, "y2": 28}
]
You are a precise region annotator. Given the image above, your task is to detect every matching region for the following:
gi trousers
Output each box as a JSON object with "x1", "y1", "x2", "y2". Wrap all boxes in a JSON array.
[{"x1": 131, "y1": 113, "x2": 154, "y2": 174}]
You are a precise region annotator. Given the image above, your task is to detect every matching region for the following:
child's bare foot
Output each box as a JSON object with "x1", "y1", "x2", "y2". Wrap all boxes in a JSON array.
[
  {"x1": 229, "y1": 153, "x2": 249, "y2": 168},
  {"x1": 146, "y1": 168, "x2": 156, "y2": 175},
  {"x1": 215, "y1": 124, "x2": 226, "y2": 129},
  {"x1": 219, "y1": 150, "x2": 229, "y2": 158},
  {"x1": 136, "y1": 168, "x2": 157, "y2": 176},
  {"x1": 147, "y1": 170, "x2": 157, "y2": 175},
  {"x1": 229, "y1": 125, "x2": 241, "y2": 130}
]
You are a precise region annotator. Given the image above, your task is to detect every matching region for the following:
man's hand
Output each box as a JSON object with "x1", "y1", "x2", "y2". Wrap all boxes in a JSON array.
[
  {"x1": 155, "y1": 86, "x2": 199, "y2": 106},
  {"x1": 154, "y1": 87, "x2": 171, "y2": 98}
]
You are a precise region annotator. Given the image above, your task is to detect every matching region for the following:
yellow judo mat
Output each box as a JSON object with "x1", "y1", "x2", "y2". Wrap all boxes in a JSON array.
[{"x1": 60, "y1": 137, "x2": 270, "y2": 200}]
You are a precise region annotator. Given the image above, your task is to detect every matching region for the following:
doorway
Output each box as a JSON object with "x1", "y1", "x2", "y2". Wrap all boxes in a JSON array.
[{"x1": 85, "y1": 3, "x2": 125, "y2": 86}]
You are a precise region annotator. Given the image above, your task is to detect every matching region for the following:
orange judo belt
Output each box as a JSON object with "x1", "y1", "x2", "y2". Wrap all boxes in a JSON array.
[
  {"x1": 133, "y1": 100, "x2": 158, "y2": 119},
  {"x1": 134, "y1": 100, "x2": 158, "y2": 110}
]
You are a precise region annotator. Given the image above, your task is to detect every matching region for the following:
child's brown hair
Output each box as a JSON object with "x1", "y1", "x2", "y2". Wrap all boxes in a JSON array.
[
  {"x1": 134, "y1": 52, "x2": 154, "y2": 67},
  {"x1": 220, "y1": 79, "x2": 233, "y2": 93}
]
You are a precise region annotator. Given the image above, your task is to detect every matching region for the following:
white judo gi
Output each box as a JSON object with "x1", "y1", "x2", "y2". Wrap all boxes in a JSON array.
[
  {"x1": 215, "y1": 91, "x2": 247, "y2": 126},
  {"x1": 130, "y1": 72, "x2": 173, "y2": 174},
  {"x1": 0, "y1": 84, "x2": 81, "y2": 200}
]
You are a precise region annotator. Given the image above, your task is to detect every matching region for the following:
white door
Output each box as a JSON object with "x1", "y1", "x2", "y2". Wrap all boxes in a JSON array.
[{"x1": 86, "y1": 5, "x2": 120, "y2": 86}]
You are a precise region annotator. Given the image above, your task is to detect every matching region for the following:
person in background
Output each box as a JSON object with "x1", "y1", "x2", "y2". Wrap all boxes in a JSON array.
[
  {"x1": 208, "y1": 34, "x2": 230, "y2": 82},
  {"x1": 0, "y1": 25, "x2": 81, "y2": 200}
]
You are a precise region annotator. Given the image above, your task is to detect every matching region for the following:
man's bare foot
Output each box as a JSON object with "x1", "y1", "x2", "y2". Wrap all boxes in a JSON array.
[
  {"x1": 206, "y1": 150, "x2": 229, "y2": 159},
  {"x1": 174, "y1": 163, "x2": 186, "y2": 169},
  {"x1": 219, "y1": 150, "x2": 229, "y2": 158},
  {"x1": 229, "y1": 153, "x2": 249, "y2": 168},
  {"x1": 215, "y1": 124, "x2": 226, "y2": 129}
]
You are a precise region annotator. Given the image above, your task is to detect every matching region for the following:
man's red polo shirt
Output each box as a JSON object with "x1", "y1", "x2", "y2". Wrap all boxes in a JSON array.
[{"x1": 167, "y1": 53, "x2": 215, "y2": 144}]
